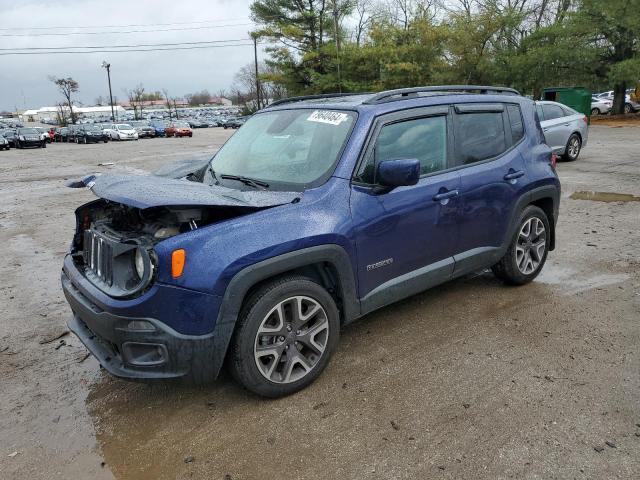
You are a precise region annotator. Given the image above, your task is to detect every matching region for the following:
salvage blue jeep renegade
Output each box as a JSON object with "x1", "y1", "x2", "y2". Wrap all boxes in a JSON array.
[{"x1": 62, "y1": 86, "x2": 560, "y2": 397}]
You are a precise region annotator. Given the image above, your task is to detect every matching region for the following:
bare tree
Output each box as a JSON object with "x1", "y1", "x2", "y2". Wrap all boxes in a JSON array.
[
  {"x1": 49, "y1": 76, "x2": 79, "y2": 124},
  {"x1": 55, "y1": 102, "x2": 68, "y2": 126},
  {"x1": 162, "y1": 89, "x2": 173, "y2": 120},
  {"x1": 126, "y1": 84, "x2": 146, "y2": 120}
]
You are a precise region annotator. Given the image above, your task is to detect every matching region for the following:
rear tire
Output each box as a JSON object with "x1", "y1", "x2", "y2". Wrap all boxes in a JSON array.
[
  {"x1": 563, "y1": 133, "x2": 581, "y2": 161},
  {"x1": 624, "y1": 103, "x2": 632, "y2": 114},
  {"x1": 591, "y1": 108, "x2": 599, "y2": 115},
  {"x1": 492, "y1": 205, "x2": 550, "y2": 285},
  {"x1": 229, "y1": 275, "x2": 340, "y2": 398}
]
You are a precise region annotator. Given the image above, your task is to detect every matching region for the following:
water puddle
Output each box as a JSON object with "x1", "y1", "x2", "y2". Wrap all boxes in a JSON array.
[
  {"x1": 537, "y1": 263, "x2": 629, "y2": 295},
  {"x1": 570, "y1": 191, "x2": 640, "y2": 202}
]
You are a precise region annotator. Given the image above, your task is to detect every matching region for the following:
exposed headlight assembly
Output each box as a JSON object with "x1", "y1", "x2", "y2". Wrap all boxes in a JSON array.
[{"x1": 134, "y1": 247, "x2": 155, "y2": 281}]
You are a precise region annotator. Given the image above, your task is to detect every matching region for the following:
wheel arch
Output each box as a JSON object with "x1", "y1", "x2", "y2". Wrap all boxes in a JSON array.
[
  {"x1": 503, "y1": 185, "x2": 559, "y2": 255},
  {"x1": 206, "y1": 245, "x2": 360, "y2": 379}
]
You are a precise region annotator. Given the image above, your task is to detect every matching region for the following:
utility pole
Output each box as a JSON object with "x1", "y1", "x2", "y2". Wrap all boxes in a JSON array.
[
  {"x1": 101, "y1": 61, "x2": 116, "y2": 121},
  {"x1": 252, "y1": 33, "x2": 262, "y2": 110},
  {"x1": 333, "y1": 4, "x2": 342, "y2": 93}
]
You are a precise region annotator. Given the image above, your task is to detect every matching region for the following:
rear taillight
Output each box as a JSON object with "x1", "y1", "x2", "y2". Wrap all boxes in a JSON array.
[
  {"x1": 582, "y1": 115, "x2": 588, "y2": 124},
  {"x1": 550, "y1": 153, "x2": 558, "y2": 169}
]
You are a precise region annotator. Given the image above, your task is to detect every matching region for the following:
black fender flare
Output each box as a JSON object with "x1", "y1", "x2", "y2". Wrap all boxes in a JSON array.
[
  {"x1": 207, "y1": 245, "x2": 360, "y2": 379},
  {"x1": 503, "y1": 184, "x2": 560, "y2": 255}
]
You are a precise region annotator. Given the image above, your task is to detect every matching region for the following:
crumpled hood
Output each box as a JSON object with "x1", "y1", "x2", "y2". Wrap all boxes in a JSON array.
[{"x1": 67, "y1": 173, "x2": 301, "y2": 210}]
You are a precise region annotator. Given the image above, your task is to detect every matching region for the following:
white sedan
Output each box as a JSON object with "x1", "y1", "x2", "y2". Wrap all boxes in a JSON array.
[
  {"x1": 107, "y1": 124, "x2": 139, "y2": 141},
  {"x1": 591, "y1": 96, "x2": 612, "y2": 115}
]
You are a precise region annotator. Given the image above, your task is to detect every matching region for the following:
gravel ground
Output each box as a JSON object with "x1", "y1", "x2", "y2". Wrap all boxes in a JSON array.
[{"x1": 0, "y1": 125, "x2": 638, "y2": 480}]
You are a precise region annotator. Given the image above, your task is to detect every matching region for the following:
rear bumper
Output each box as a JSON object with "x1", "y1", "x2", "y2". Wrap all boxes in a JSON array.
[{"x1": 62, "y1": 260, "x2": 225, "y2": 381}]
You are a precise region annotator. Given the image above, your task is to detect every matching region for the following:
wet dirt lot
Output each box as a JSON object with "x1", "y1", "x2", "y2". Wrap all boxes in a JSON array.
[{"x1": 1, "y1": 126, "x2": 639, "y2": 479}]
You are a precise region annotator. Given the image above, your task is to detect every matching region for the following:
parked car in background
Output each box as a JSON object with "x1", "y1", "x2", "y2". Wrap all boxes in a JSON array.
[
  {"x1": 55, "y1": 127, "x2": 70, "y2": 142},
  {"x1": 1, "y1": 129, "x2": 18, "y2": 148},
  {"x1": 590, "y1": 96, "x2": 612, "y2": 115},
  {"x1": 536, "y1": 101, "x2": 588, "y2": 161},
  {"x1": 16, "y1": 127, "x2": 46, "y2": 148},
  {"x1": 150, "y1": 121, "x2": 166, "y2": 137},
  {"x1": 595, "y1": 90, "x2": 639, "y2": 113},
  {"x1": 34, "y1": 127, "x2": 52, "y2": 143},
  {"x1": 222, "y1": 116, "x2": 248, "y2": 129},
  {"x1": 72, "y1": 125, "x2": 110, "y2": 144},
  {"x1": 0, "y1": 135, "x2": 9, "y2": 150},
  {"x1": 107, "y1": 124, "x2": 138, "y2": 141},
  {"x1": 165, "y1": 121, "x2": 193, "y2": 137},
  {"x1": 131, "y1": 121, "x2": 156, "y2": 138},
  {"x1": 62, "y1": 85, "x2": 561, "y2": 397},
  {"x1": 596, "y1": 91, "x2": 613, "y2": 99}
]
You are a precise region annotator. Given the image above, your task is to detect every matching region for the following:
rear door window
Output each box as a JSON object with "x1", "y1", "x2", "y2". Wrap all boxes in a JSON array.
[
  {"x1": 541, "y1": 104, "x2": 565, "y2": 121},
  {"x1": 453, "y1": 109, "x2": 508, "y2": 166}
]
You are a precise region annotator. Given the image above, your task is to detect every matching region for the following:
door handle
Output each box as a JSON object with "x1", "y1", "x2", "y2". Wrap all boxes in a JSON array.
[
  {"x1": 543, "y1": 127, "x2": 549, "y2": 132},
  {"x1": 433, "y1": 190, "x2": 459, "y2": 202},
  {"x1": 503, "y1": 170, "x2": 525, "y2": 181}
]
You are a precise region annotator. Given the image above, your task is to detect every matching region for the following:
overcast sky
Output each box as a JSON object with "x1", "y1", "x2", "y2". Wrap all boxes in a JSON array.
[{"x1": 0, "y1": 0, "x2": 264, "y2": 111}]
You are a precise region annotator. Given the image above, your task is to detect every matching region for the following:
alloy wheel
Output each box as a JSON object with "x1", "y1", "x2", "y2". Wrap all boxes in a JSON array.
[
  {"x1": 254, "y1": 296, "x2": 329, "y2": 384},
  {"x1": 515, "y1": 217, "x2": 547, "y2": 275},
  {"x1": 568, "y1": 137, "x2": 580, "y2": 159}
]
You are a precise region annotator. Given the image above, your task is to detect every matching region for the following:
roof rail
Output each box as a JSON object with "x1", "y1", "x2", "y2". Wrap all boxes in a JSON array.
[
  {"x1": 363, "y1": 85, "x2": 521, "y2": 105},
  {"x1": 266, "y1": 92, "x2": 370, "y2": 108}
]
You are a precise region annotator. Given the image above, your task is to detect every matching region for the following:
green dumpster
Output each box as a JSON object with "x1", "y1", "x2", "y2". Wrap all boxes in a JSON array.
[{"x1": 542, "y1": 87, "x2": 592, "y2": 117}]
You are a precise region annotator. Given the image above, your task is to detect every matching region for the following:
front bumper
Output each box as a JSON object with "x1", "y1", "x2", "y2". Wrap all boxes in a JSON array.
[
  {"x1": 118, "y1": 133, "x2": 138, "y2": 140},
  {"x1": 62, "y1": 258, "x2": 226, "y2": 381}
]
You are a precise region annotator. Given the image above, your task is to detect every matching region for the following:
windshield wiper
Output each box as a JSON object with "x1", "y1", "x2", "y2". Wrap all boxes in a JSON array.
[
  {"x1": 206, "y1": 164, "x2": 219, "y2": 186},
  {"x1": 220, "y1": 174, "x2": 269, "y2": 190}
]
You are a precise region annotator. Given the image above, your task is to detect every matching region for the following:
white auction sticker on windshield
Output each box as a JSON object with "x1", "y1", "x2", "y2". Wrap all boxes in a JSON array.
[{"x1": 307, "y1": 110, "x2": 349, "y2": 125}]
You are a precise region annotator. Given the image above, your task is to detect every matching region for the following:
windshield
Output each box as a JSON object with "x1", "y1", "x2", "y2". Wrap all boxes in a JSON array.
[
  {"x1": 175, "y1": 122, "x2": 190, "y2": 127},
  {"x1": 18, "y1": 128, "x2": 38, "y2": 134},
  {"x1": 209, "y1": 109, "x2": 356, "y2": 190},
  {"x1": 85, "y1": 125, "x2": 101, "y2": 131},
  {"x1": 117, "y1": 124, "x2": 133, "y2": 130}
]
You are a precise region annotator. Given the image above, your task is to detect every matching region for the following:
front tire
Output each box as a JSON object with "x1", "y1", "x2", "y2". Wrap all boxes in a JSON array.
[
  {"x1": 591, "y1": 108, "x2": 599, "y2": 115},
  {"x1": 563, "y1": 133, "x2": 581, "y2": 161},
  {"x1": 492, "y1": 205, "x2": 550, "y2": 285},
  {"x1": 229, "y1": 276, "x2": 340, "y2": 398},
  {"x1": 624, "y1": 103, "x2": 632, "y2": 114}
]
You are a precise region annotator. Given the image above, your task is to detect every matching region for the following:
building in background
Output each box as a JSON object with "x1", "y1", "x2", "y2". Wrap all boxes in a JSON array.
[{"x1": 19, "y1": 105, "x2": 126, "y2": 123}]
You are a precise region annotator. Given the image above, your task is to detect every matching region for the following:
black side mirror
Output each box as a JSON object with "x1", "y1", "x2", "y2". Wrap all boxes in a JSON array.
[{"x1": 376, "y1": 159, "x2": 420, "y2": 190}]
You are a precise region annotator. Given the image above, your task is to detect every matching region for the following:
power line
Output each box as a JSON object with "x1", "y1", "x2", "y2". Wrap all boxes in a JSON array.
[
  {"x1": 0, "y1": 43, "x2": 256, "y2": 56},
  {"x1": 0, "y1": 23, "x2": 253, "y2": 37},
  {"x1": 0, "y1": 39, "x2": 252, "y2": 51},
  {"x1": 0, "y1": 18, "x2": 250, "y2": 31}
]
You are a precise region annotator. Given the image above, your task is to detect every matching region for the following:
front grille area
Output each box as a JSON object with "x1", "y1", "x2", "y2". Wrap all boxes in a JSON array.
[{"x1": 83, "y1": 229, "x2": 113, "y2": 286}]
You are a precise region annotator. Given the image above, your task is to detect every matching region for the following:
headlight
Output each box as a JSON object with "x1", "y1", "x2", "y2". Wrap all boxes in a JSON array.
[{"x1": 134, "y1": 248, "x2": 145, "y2": 279}]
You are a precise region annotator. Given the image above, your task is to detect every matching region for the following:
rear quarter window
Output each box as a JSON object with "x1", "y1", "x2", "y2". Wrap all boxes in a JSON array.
[{"x1": 506, "y1": 104, "x2": 524, "y2": 144}]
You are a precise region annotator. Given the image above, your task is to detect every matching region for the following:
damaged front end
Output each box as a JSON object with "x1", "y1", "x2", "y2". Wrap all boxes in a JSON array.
[
  {"x1": 70, "y1": 199, "x2": 253, "y2": 298},
  {"x1": 61, "y1": 169, "x2": 301, "y2": 381},
  {"x1": 67, "y1": 171, "x2": 301, "y2": 299}
]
